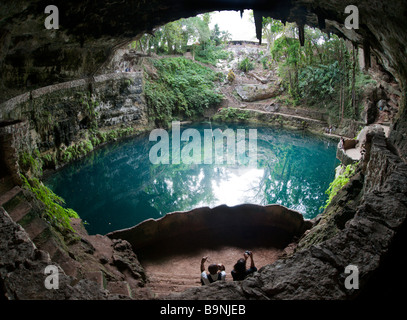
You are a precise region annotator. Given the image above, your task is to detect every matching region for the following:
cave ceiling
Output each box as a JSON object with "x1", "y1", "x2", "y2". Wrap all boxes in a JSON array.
[{"x1": 1, "y1": 0, "x2": 407, "y2": 104}]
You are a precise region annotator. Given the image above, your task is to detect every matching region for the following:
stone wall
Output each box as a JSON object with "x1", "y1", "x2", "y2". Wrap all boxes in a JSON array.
[
  {"x1": 0, "y1": 120, "x2": 30, "y2": 184},
  {"x1": 0, "y1": 72, "x2": 148, "y2": 171}
]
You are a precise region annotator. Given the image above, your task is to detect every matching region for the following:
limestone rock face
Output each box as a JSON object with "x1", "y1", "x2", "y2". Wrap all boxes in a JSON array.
[
  {"x1": 0, "y1": 207, "x2": 111, "y2": 299},
  {"x1": 108, "y1": 204, "x2": 312, "y2": 252},
  {"x1": 0, "y1": 72, "x2": 147, "y2": 168},
  {"x1": 2, "y1": 0, "x2": 406, "y2": 160},
  {"x1": 235, "y1": 83, "x2": 280, "y2": 102},
  {"x1": 1, "y1": 0, "x2": 407, "y2": 160}
]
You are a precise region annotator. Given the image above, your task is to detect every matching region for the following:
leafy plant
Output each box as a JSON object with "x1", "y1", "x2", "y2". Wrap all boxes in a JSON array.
[
  {"x1": 19, "y1": 151, "x2": 43, "y2": 178},
  {"x1": 323, "y1": 162, "x2": 358, "y2": 209},
  {"x1": 194, "y1": 43, "x2": 232, "y2": 66},
  {"x1": 213, "y1": 107, "x2": 250, "y2": 122},
  {"x1": 21, "y1": 175, "x2": 79, "y2": 233},
  {"x1": 238, "y1": 57, "x2": 254, "y2": 73},
  {"x1": 58, "y1": 127, "x2": 137, "y2": 164},
  {"x1": 144, "y1": 57, "x2": 223, "y2": 125},
  {"x1": 227, "y1": 69, "x2": 236, "y2": 83}
]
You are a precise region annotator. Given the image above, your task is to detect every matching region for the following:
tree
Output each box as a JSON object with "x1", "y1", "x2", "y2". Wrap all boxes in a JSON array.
[
  {"x1": 262, "y1": 17, "x2": 284, "y2": 51},
  {"x1": 272, "y1": 34, "x2": 303, "y2": 99},
  {"x1": 211, "y1": 23, "x2": 232, "y2": 46}
]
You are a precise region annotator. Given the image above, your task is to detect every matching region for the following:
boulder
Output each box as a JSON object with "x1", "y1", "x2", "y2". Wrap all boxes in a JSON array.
[{"x1": 235, "y1": 83, "x2": 280, "y2": 102}]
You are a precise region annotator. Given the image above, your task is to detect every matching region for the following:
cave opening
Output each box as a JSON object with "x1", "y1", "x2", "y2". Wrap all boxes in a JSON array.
[{"x1": 1, "y1": 0, "x2": 407, "y2": 301}]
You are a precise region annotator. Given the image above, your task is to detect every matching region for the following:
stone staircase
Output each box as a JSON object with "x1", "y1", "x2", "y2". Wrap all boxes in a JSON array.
[
  {"x1": 0, "y1": 175, "x2": 148, "y2": 299},
  {"x1": 143, "y1": 271, "x2": 200, "y2": 298},
  {"x1": 0, "y1": 176, "x2": 62, "y2": 264}
]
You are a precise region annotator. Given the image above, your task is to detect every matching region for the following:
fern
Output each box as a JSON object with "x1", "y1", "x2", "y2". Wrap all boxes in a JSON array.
[
  {"x1": 21, "y1": 175, "x2": 79, "y2": 233},
  {"x1": 323, "y1": 163, "x2": 358, "y2": 209}
]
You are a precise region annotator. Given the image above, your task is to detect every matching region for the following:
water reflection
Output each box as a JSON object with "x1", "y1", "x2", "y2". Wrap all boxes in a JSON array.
[{"x1": 46, "y1": 123, "x2": 339, "y2": 235}]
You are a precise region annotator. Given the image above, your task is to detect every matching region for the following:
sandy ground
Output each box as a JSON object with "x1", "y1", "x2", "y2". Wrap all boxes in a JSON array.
[{"x1": 140, "y1": 245, "x2": 283, "y2": 285}]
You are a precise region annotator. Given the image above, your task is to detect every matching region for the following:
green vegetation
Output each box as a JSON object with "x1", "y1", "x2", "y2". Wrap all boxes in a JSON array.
[
  {"x1": 19, "y1": 150, "x2": 43, "y2": 178},
  {"x1": 259, "y1": 19, "x2": 374, "y2": 124},
  {"x1": 80, "y1": 93, "x2": 100, "y2": 130},
  {"x1": 59, "y1": 127, "x2": 138, "y2": 164},
  {"x1": 131, "y1": 13, "x2": 232, "y2": 66},
  {"x1": 238, "y1": 57, "x2": 255, "y2": 73},
  {"x1": 212, "y1": 107, "x2": 251, "y2": 122},
  {"x1": 21, "y1": 175, "x2": 79, "y2": 233},
  {"x1": 227, "y1": 69, "x2": 236, "y2": 83},
  {"x1": 144, "y1": 57, "x2": 223, "y2": 126},
  {"x1": 323, "y1": 162, "x2": 359, "y2": 209}
]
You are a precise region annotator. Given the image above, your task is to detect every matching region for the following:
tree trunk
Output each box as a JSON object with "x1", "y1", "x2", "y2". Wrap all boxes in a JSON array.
[{"x1": 351, "y1": 44, "x2": 357, "y2": 119}]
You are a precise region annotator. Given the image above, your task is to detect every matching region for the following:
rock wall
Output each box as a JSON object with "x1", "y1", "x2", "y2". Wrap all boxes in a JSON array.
[
  {"x1": 0, "y1": 72, "x2": 148, "y2": 172},
  {"x1": 0, "y1": 206, "x2": 116, "y2": 299},
  {"x1": 0, "y1": 120, "x2": 30, "y2": 184},
  {"x1": 107, "y1": 204, "x2": 313, "y2": 252},
  {"x1": 0, "y1": 191, "x2": 148, "y2": 299}
]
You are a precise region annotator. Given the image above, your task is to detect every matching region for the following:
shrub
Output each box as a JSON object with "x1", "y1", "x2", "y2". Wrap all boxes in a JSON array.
[
  {"x1": 21, "y1": 175, "x2": 79, "y2": 233},
  {"x1": 144, "y1": 57, "x2": 223, "y2": 125},
  {"x1": 19, "y1": 151, "x2": 43, "y2": 178},
  {"x1": 227, "y1": 69, "x2": 236, "y2": 83},
  {"x1": 323, "y1": 162, "x2": 358, "y2": 209},
  {"x1": 238, "y1": 57, "x2": 254, "y2": 73},
  {"x1": 213, "y1": 107, "x2": 250, "y2": 122}
]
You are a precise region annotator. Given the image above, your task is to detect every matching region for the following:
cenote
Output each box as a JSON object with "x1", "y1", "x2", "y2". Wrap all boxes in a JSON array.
[{"x1": 45, "y1": 123, "x2": 339, "y2": 235}]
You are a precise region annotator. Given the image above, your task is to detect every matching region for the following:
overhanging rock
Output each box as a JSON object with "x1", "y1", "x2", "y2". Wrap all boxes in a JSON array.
[{"x1": 107, "y1": 204, "x2": 312, "y2": 252}]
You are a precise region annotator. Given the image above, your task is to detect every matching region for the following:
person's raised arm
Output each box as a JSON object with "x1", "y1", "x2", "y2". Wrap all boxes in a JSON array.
[
  {"x1": 249, "y1": 252, "x2": 255, "y2": 268},
  {"x1": 201, "y1": 256, "x2": 208, "y2": 272}
]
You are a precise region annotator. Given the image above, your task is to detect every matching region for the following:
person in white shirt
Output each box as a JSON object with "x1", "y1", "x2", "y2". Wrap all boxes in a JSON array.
[{"x1": 200, "y1": 256, "x2": 226, "y2": 285}]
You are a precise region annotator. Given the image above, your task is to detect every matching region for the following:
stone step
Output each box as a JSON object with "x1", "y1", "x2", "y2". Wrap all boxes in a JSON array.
[
  {"x1": 146, "y1": 283, "x2": 197, "y2": 297},
  {"x1": 149, "y1": 278, "x2": 200, "y2": 287},
  {"x1": 107, "y1": 280, "x2": 132, "y2": 297},
  {"x1": 23, "y1": 216, "x2": 49, "y2": 241},
  {"x1": 148, "y1": 272, "x2": 199, "y2": 281},
  {"x1": 37, "y1": 236, "x2": 60, "y2": 259},
  {"x1": 148, "y1": 278, "x2": 199, "y2": 287},
  {"x1": 148, "y1": 276, "x2": 200, "y2": 284},
  {"x1": 145, "y1": 271, "x2": 201, "y2": 297},
  {"x1": 8, "y1": 201, "x2": 32, "y2": 223},
  {"x1": 0, "y1": 185, "x2": 22, "y2": 207}
]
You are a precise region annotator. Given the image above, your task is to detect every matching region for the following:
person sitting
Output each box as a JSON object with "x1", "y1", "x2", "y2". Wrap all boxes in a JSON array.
[
  {"x1": 231, "y1": 251, "x2": 257, "y2": 281},
  {"x1": 200, "y1": 256, "x2": 226, "y2": 285}
]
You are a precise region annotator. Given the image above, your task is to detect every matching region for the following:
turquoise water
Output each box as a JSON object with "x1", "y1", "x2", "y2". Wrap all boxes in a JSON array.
[{"x1": 46, "y1": 123, "x2": 339, "y2": 235}]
